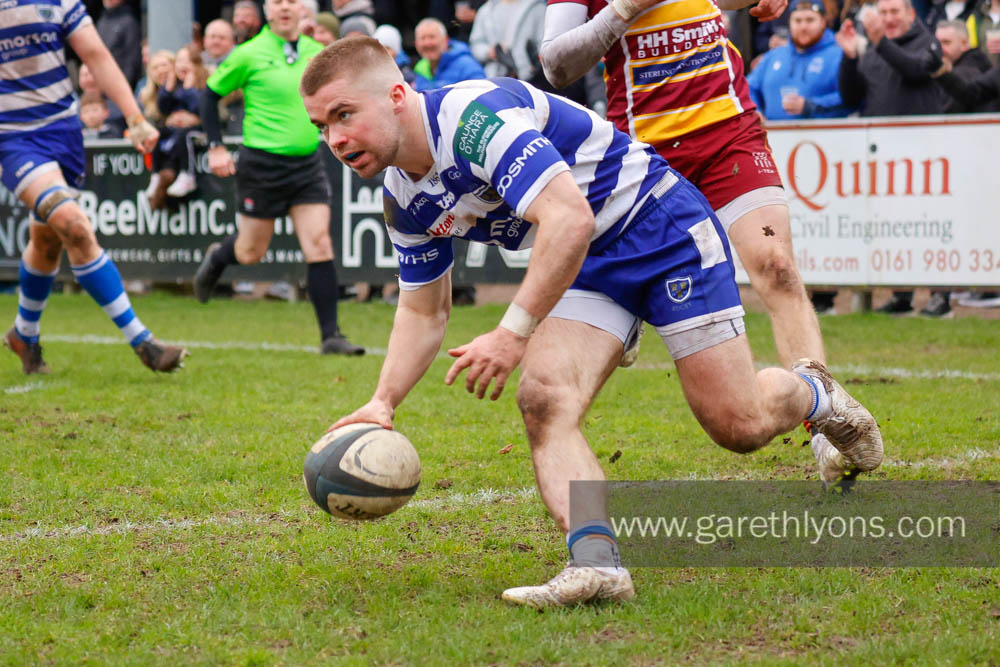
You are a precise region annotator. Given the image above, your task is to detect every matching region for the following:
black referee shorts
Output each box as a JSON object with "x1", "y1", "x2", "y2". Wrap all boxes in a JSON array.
[{"x1": 235, "y1": 146, "x2": 331, "y2": 219}]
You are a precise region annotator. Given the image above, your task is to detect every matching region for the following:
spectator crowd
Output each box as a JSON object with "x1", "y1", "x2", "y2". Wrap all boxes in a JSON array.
[{"x1": 71, "y1": 0, "x2": 1000, "y2": 315}]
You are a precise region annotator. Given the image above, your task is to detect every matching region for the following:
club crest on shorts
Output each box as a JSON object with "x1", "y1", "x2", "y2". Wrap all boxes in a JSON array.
[
  {"x1": 665, "y1": 276, "x2": 692, "y2": 304},
  {"x1": 37, "y1": 5, "x2": 55, "y2": 20}
]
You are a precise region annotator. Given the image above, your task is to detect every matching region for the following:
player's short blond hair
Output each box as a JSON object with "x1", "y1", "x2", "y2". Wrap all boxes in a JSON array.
[{"x1": 300, "y1": 36, "x2": 401, "y2": 97}]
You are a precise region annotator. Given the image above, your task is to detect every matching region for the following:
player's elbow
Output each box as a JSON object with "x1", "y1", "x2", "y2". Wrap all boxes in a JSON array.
[
  {"x1": 538, "y1": 44, "x2": 577, "y2": 89},
  {"x1": 564, "y1": 204, "x2": 596, "y2": 247}
]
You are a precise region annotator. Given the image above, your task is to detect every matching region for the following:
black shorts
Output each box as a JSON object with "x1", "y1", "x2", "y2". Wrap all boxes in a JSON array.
[{"x1": 235, "y1": 146, "x2": 331, "y2": 218}]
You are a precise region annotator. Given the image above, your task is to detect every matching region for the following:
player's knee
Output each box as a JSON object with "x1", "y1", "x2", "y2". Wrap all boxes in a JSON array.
[
  {"x1": 55, "y1": 210, "x2": 97, "y2": 250},
  {"x1": 303, "y1": 235, "x2": 333, "y2": 260},
  {"x1": 235, "y1": 243, "x2": 266, "y2": 264},
  {"x1": 753, "y1": 249, "x2": 804, "y2": 296},
  {"x1": 516, "y1": 377, "x2": 582, "y2": 437},
  {"x1": 703, "y1": 413, "x2": 769, "y2": 454}
]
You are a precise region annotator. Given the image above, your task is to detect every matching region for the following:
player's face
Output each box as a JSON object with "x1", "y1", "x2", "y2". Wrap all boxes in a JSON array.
[
  {"x1": 878, "y1": 0, "x2": 915, "y2": 39},
  {"x1": 789, "y1": 10, "x2": 825, "y2": 50},
  {"x1": 304, "y1": 76, "x2": 402, "y2": 180}
]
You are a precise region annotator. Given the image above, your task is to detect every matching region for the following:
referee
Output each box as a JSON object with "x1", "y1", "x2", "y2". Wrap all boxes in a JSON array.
[{"x1": 195, "y1": 0, "x2": 363, "y2": 355}]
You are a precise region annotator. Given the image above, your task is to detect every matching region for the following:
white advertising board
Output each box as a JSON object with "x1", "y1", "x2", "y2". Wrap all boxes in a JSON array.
[{"x1": 745, "y1": 114, "x2": 1000, "y2": 287}]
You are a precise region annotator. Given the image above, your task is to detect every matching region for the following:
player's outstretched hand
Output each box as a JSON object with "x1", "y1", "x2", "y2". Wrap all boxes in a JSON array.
[
  {"x1": 750, "y1": 0, "x2": 788, "y2": 22},
  {"x1": 445, "y1": 327, "x2": 528, "y2": 400},
  {"x1": 329, "y1": 399, "x2": 394, "y2": 431},
  {"x1": 126, "y1": 115, "x2": 159, "y2": 154}
]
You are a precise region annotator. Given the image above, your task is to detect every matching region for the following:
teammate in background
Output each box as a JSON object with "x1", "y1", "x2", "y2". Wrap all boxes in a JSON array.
[
  {"x1": 538, "y1": 0, "x2": 870, "y2": 488},
  {"x1": 195, "y1": 0, "x2": 364, "y2": 356},
  {"x1": 1, "y1": 0, "x2": 187, "y2": 374},
  {"x1": 303, "y1": 37, "x2": 883, "y2": 608}
]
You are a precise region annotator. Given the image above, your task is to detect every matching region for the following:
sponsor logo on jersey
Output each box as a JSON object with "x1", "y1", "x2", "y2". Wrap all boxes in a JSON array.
[
  {"x1": 398, "y1": 248, "x2": 440, "y2": 264},
  {"x1": 454, "y1": 101, "x2": 504, "y2": 167},
  {"x1": 632, "y1": 17, "x2": 725, "y2": 58},
  {"x1": 495, "y1": 136, "x2": 550, "y2": 197},
  {"x1": 472, "y1": 184, "x2": 502, "y2": 204},
  {"x1": 0, "y1": 31, "x2": 60, "y2": 53},
  {"x1": 429, "y1": 214, "x2": 454, "y2": 236},
  {"x1": 665, "y1": 276, "x2": 693, "y2": 303}
]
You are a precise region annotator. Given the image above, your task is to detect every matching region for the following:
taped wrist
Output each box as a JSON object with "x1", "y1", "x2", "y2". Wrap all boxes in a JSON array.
[
  {"x1": 499, "y1": 303, "x2": 540, "y2": 339},
  {"x1": 611, "y1": 0, "x2": 642, "y2": 22},
  {"x1": 126, "y1": 114, "x2": 157, "y2": 144}
]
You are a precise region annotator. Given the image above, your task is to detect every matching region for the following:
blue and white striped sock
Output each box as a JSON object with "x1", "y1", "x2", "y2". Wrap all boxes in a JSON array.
[
  {"x1": 71, "y1": 252, "x2": 151, "y2": 347},
  {"x1": 14, "y1": 260, "x2": 58, "y2": 344},
  {"x1": 567, "y1": 520, "x2": 622, "y2": 569}
]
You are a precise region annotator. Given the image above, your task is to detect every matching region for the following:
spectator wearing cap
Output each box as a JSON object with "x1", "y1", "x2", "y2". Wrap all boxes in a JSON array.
[
  {"x1": 340, "y1": 14, "x2": 376, "y2": 37},
  {"x1": 413, "y1": 17, "x2": 486, "y2": 91},
  {"x1": 313, "y1": 12, "x2": 341, "y2": 45},
  {"x1": 837, "y1": 0, "x2": 946, "y2": 316},
  {"x1": 755, "y1": 0, "x2": 839, "y2": 56},
  {"x1": 748, "y1": 1, "x2": 853, "y2": 120},
  {"x1": 374, "y1": 24, "x2": 416, "y2": 85},
  {"x1": 332, "y1": 0, "x2": 374, "y2": 21}
]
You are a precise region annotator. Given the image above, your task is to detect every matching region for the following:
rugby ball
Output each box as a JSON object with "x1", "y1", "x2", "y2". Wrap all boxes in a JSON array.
[{"x1": 303, "y1": 423, "x2": 421, "y2": 520}]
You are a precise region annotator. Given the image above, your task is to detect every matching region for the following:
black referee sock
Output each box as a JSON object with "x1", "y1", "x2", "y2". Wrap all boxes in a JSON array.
[
  {"x1": 307, "y1": 260, "x2": 341, "y2": 341},
  {"x1": 213, "y1": 234, "x2": 239, "y2": 267}
]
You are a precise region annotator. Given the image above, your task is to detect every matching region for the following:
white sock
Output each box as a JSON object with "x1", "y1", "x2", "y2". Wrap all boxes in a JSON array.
[{"x1": 799, "y1": 374, "x2": 832, "y2": 420}]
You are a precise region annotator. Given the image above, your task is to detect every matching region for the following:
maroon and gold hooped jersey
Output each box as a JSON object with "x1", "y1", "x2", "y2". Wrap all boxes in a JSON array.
[{"x1": 551, "y1": 0, "x2": 756, "y2": 144}]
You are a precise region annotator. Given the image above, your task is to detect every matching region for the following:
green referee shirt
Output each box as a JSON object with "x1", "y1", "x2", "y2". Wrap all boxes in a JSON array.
[{"x1": 207, "y1": 26, "x2": 322, "y2": 156}]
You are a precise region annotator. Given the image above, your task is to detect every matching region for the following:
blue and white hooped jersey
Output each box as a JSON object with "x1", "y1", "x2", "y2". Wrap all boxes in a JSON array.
[
  {"x1": 383, "y1": 78, "x2": 679, "y2": 290},
  {"x1": 0, "y1": 0, "x2": 92, "y2": 136}
]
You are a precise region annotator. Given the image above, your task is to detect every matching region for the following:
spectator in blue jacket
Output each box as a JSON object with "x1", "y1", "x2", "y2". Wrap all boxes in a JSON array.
[
  {"x1": 413, "y1": 17, "x2": 486, "y2": 91},
  {"x1": 748, "y1": 0, "x2": 854, "y2": 120}
]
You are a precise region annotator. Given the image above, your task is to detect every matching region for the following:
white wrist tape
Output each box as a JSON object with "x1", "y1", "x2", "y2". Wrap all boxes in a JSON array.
[
  {"x1": 611, "y1": 0, "x2": 642, "y2": 22},
  {"x1": 499, "y1": 303, "x2": 541, "y2": 339}
]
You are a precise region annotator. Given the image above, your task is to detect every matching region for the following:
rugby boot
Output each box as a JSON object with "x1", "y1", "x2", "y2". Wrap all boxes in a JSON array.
[
  {"x1": 135, "y1": 337, "x2": 188, "y2": 372},
  {"x1": 4, "y1": 327, "x2": 51, "y2": 375},
  {"x1": 502, "y1": 563, "x2": 635, "y2": 609},
  {"x1": 193, "y1": 242, "x2": 224, "y2": 303},
  {"x1": 793, "y1": 358, "x2": 883, "y2": 472},
  {"x1": 321, "y1": 332, "x2": 365, "y2": 356},
  {"x1": 811, "y1": 433, "x2": 860, "y2": 493}
]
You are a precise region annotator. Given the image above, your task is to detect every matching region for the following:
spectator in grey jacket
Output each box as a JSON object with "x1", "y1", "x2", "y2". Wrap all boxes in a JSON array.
[
  {"x1": 97, "y1": 0, "x2": 143, "y2": 89},
  {"x1": 469, "y1": 0, "x2": 546, "y2": 81},
  {"x1": 837, "y1": 0, "x2": 946, "y2": 314}
]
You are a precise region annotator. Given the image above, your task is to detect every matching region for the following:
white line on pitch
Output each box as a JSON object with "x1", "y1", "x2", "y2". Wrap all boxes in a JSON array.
[
  {"x1": 18, "y1": 335, "x2": 1000, "y2": 381},
  {"x1": 38, "y1": 334, "x2": 389, "y2": 357},
  {"x1": 0, "y1": 487, "x2": 538, "y2": 544}
]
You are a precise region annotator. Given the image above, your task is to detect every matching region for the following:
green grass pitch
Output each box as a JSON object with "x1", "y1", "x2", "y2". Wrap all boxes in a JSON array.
[{"x1": 1, "y1": 292, "x2": 998, "y2": 664}]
